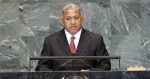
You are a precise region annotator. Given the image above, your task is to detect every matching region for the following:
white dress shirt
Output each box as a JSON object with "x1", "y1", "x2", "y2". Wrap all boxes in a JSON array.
[{"x1": 65, "y1": 29, "x2": 82, "y2": 49}]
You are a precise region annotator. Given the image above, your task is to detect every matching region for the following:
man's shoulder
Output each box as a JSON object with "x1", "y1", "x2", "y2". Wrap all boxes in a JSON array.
[
  {"x1": 84, "y1": 29, "x2": 102, "y2": 38},
  {"x1": 45, "y1": 30, "x2": 62, "y2": 40}
]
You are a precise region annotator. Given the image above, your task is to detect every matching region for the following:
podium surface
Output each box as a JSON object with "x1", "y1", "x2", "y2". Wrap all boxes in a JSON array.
[{"x1": 0, "y1": 71, "x2": 150, "y2": 79}]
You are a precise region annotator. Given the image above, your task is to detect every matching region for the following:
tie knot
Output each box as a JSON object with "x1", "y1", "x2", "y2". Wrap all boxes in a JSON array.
[{"x1": 71, "y1": 36, "x2": 75, "y2": 40}]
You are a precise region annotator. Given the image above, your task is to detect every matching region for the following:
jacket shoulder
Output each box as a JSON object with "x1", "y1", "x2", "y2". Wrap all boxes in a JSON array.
[
  {"x1": 84, "y1": 29, "x2": 103, "y2": 38},
  {"x1": 44, "y1": 30, "x2": 61, "y2": 40}
]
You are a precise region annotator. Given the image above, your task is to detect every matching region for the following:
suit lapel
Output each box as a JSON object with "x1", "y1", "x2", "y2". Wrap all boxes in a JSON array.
[
  {"x1": 57, "y1": 29, "x2": 71, "y2": 56},
  {"x1": 77, "y1": 29, "x2": 89, "y2": 55}
]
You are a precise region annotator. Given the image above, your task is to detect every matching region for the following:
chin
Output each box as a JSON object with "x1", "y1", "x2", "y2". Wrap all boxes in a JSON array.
[
  {"x1": 69, "y1": 30, "x2": 77, "y2": 34},
  {"x1": 70, "y1": 31, "x2": 77, "y2": 35}
]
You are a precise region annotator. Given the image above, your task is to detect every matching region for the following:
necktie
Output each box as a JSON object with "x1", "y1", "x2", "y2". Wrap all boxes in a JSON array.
[{"x1": 69, "y1": 36, "x2": 77, "y2": 54}]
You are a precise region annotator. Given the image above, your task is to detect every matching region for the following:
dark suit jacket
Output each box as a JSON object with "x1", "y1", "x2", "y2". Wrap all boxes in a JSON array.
[{"x1": 35, "y1": 28, "x2": 111, "y2": 71}]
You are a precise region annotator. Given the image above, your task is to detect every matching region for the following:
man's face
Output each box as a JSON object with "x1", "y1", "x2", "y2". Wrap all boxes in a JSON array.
[{"x1": 61, "y1": 8, "x2": 83, "y2": 35}]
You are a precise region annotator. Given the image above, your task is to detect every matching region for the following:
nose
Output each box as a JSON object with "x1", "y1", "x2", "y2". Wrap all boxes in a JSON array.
[{"x1": 70, "y1": 18, "x2": 76, "y2": 25}]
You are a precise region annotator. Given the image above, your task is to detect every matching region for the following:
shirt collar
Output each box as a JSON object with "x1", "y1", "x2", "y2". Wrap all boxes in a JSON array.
[{"x1": 65, "y1": 28, "x2": 82, "y2": 39}]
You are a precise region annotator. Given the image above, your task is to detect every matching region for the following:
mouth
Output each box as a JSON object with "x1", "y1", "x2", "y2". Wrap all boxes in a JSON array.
[{"x1": 70, "y1": 26, "x2": 77, "y2": 29}]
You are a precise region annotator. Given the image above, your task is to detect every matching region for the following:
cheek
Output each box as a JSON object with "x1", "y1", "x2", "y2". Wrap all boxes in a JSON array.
[
  {"x1": 63, "y1": 22, "x2": 67, "y2": 25},
  {"x1": 64, "y1": 22, "x2": 70, "y2": 28},
  {"x1": 65, "y1": 23, "x2": 69, "y2": 27},
  {"x1": 78, "y1": 22, "x2": 81, "y2": 25}
]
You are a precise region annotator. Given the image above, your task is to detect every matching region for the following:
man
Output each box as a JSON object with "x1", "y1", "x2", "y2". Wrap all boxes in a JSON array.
[{"x1": 35, "y1": 4, "x2": 111, "y2": 71}]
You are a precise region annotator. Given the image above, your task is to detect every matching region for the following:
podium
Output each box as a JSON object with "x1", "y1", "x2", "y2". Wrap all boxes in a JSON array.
[
  {"x1": 0, "y1": 71, "x2": 150, "y2": 79},
  {"x1": 1, "y1": 55, "x2": 149, "y2": 79}
]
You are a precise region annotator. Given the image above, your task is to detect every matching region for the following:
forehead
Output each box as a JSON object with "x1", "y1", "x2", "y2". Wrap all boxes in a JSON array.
[{"x1": 63, "y1": 8, "x2": 81, "y2": 16}]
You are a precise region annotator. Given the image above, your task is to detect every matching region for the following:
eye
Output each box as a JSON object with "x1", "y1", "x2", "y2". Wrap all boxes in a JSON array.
[
  {"x1": 65, "y1": 17, "x2": 71, "y2": 21},
  {"x1": 74, "y1": 16, "x2": 79, "y2": 20}
]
